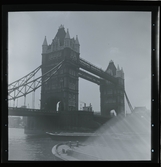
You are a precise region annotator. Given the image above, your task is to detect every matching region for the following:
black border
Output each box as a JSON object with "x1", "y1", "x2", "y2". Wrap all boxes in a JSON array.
[{"x1": 1, "y1": 2, "x2": 160, "y2": 165}]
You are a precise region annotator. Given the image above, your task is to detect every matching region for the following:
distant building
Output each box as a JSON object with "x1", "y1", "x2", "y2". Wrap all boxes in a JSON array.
[{"x1": 83, "y1": 103, "x2": 93, "y2": 112}]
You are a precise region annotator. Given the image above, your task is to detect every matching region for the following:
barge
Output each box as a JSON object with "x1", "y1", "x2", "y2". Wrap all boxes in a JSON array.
[{"x1": 46, "y1": 132, "x2": 98, "y2": 141}]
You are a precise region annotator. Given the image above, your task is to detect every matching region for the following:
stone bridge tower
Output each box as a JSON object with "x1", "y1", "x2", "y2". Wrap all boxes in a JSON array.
[
  {"x1": 41, "y1": 25, "x2": 80, "y2": 112},
  {"x1": 100, "y1": 60, "x2": 125, "y2": 117}
]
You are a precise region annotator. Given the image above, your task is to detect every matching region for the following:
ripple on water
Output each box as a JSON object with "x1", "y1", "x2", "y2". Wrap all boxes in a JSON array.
[{"x1": 9, "y1": 128, "x2": 59, "y2": 161}]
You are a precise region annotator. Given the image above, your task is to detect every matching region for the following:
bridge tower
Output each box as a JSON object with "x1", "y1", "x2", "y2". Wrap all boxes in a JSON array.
[
  {"x1": 41, "y1": 25, "x2": 80, "y2": 112},
  {"x1": 100, "y1": 60, "x2": 125, "y2": 117}
]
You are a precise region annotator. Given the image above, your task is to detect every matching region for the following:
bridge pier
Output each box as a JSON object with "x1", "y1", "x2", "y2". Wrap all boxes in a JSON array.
[
  {"x1": 23, "y1": 111, "x2": 101, "y2": 135},
  {"x1": 24, "y1": 116, "x2": 61, "y2": 135},
  {"x1": 100, "y1": 82, "x2": 125, "y2": 117},
  {"x1": 100, "y1": 61, "x2": 125, "y2": 117}
]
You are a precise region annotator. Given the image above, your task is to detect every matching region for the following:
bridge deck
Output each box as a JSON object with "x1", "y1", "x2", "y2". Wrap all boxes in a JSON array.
[
  {"x1": 8, "y1": 107, "x2": 107, "y2": 118},
  {"x1": 8, "y1": 107, "x2": 59, "y2": 116}
]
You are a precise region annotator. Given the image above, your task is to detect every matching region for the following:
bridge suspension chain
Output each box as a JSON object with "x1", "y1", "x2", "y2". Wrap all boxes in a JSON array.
[
  {"x1": 8, "y1": 61, "x2": 64, "y2": 101},
  {"x1": 8, "y1": 65, "x2": 42, "y2": 93},
  {"x1": 32, "y1": 74, "x2": 36, "y2": 109},
  {"x1": 124, "y1": 90, "x2": 133, "y2": 113}
]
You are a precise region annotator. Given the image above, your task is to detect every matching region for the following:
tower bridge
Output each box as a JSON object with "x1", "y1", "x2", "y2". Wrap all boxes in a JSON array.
[{"x1": 8, "y1": 25, "x2": 133, "y2": 134}]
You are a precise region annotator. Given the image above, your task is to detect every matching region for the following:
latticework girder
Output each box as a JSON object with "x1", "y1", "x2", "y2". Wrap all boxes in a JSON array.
[
  {"x1": 8, "y1": 65, "x2": 42, "y2": 93},
  {"x1": 8, "y1": 61, "x2": 63, "y2": 100}
]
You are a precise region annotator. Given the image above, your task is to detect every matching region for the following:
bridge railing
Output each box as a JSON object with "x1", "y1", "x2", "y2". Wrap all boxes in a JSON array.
[{"x1": 8, "y1": 107, "x2": 58, "y2": 113}]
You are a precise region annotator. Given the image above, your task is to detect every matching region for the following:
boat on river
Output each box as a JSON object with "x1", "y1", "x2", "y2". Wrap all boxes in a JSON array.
[{"x1": 46, "y1": 132, "x2": 98, "y2": 141}]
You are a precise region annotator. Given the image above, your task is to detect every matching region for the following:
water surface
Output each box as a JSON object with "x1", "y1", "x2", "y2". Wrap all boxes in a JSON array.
[{"x1": 9, "y1": 128, "x2": 58, "y2": 161}]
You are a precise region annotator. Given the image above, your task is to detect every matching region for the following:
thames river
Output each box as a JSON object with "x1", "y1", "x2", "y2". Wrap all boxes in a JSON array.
[
  {"x1": 8, "y1": 128, "x2": 58, "y2": 161},
  {"x1": 8, "y1": 111, "x2": 151, "y2": 161},
  {"x1": 9, "y1": 127, "x2": 151, "y2": 161}
]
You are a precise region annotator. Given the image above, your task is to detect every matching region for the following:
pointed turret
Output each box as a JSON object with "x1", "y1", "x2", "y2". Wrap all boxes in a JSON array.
[
  {"x1": 75, "y1": 35, "x2": 80, "y2": 45},
  {"x1": 42, "y1": 36, "x2": 48, "y2": 54},
  {"x1": 54, "y1": 25, "x2": 66, "y2": 46},
  {"x1": 105, "y1": 60, "x2": 116, "y2": 76},
  {"x1": 59, "y1": 24, "x2": 64, "y2": 29},
  {"x1": 70, "y1": 37, "x2": 75, "y2": 50},
  {"x1": 64, "y1": 28, "x2": 71, "y2": 47},
  {"x1": 74, "y1": 35, "x2": 80, "y2": 53},
  {"x1": 72, "y1": 37, "x2": 75, "y2": 45},
  {"x1": 65, "y1": 29, "x2": 70, "y2": 39},
  {"x1": 121, "y1": 67, "x2": 124, "y2": 79},
  {"x1": 43, "y1": 25, "x2": 80, "y2": 53},
  {"x1": 116, "y1": 65, "x2": 124, "y2": 79},
  {"x1": 117, "y1": 65, "x2": 120, "y2": 71},
  {"x1": 42, "y1": 36, "x2": 48, "y2": 46}
]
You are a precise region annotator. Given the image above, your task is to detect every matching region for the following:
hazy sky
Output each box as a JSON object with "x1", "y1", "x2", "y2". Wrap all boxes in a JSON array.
[{"x1": 8, "y1": 11, "x2": 151, "y2": 111}]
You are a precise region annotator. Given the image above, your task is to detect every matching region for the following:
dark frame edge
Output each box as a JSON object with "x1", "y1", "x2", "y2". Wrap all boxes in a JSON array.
[
  {"x1": 151, "y1": 6, "x2": 160, "y2": 164},
  {"x1": 1, "y1": 6, "x2": 9, "y2": 163},
  {"x1": 1, "y1": 3, "x2": 160, "y2": 164}
]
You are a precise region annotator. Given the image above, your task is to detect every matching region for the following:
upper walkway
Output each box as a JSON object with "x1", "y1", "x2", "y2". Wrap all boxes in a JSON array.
[{"x1": 79, "y1": 58, "x2": 118, "y2": 84}]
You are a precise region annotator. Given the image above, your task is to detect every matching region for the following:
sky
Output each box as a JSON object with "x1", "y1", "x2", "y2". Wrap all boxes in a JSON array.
[{"x1": 8, "y1": 11, "x2": 151, "y2": 112}]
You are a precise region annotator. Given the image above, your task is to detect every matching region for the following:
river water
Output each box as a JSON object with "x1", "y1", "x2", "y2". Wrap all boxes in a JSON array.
[
  {"x1": 8, "y1": 111, "x2": 151, "y2": 161},
  {"x1": 8, "y1": 128, "x2": 58, "y2": 161}
]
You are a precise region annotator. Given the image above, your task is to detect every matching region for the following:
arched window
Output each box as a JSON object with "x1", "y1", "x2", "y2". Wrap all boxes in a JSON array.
[
  {"x1": 56, "y1": 101, "x2": 61, "y2": 111},
  {"x1": 110, "y1": 109, "x2": 117, "y2": 117}
]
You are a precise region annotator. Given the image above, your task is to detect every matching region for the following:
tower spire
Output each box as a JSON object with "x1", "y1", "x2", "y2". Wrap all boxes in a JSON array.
[
  {"x1": 42, "y1": 36, "x2": 48, "y2": 45},
  {"x1": 59, "y1": 24, "x2": 64, "y2": 29},
  {"x1": 42, "y1": 36, "x2": 48, "y2": 54},
  {"x1": 74, "y1": 35, "x2": 80, "y2": 53},
  {"x1": 75, "y1": 35, "x2": 79, "y2": 45},
  {"x1": 65, "y1": 28, "x2": 70, "y2": 38},
  {"x1": 121, "y1": 67, "x2": 124, "y2": 72},
  {"x1": 64, "y1": 28, "x2": 71, "y2": 47},
  {"x1": 117, "y1": 65, "x2": 120, "y2": 71}
]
